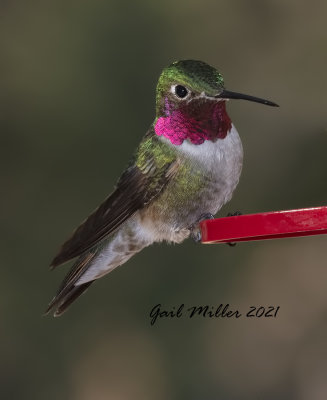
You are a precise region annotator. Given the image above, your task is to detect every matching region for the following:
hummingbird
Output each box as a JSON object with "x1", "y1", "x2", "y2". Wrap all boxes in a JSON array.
[{"x1": 46, "y1": 60, "x2": 278, "y2": 316}]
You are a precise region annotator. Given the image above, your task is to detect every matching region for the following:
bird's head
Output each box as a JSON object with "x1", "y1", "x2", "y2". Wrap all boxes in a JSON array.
[{"x1": 154, "y1": 60, "x2": 278, "y2": 145}]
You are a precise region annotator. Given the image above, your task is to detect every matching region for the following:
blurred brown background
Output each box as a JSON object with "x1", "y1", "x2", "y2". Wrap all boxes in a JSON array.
[{"x1": 1, "y1": 1, "x2": 327, "y2": 399}]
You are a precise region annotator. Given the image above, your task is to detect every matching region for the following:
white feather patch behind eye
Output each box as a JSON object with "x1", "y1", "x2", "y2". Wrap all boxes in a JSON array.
[{"x1": 198, "y1": 91, "x2": 225, "y2": 102}]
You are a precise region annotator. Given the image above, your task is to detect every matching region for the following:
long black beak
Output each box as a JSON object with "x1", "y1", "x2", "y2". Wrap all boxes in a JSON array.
[{"x1": 216, "y1": 89, "x2": 279, "y2": 107}]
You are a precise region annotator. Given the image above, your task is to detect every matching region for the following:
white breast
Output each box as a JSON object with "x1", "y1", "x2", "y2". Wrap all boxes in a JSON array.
[
  {"x1": 160, "y1": 124, "x2": 243, "y2": 183},
  {"x1": 177, "y1": 124, "x2": 242, "y2": 171}
]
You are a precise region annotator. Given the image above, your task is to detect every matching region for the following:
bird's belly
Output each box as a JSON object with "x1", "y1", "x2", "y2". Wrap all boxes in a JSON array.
[{"x1": 163, "y1": 170, "x2": 238, "y2": 226}]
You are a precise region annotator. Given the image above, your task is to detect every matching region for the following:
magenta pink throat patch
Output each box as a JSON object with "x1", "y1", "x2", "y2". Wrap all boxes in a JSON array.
[{"x1": 154, "y1": 100, "x2": 232, "y2": 145}]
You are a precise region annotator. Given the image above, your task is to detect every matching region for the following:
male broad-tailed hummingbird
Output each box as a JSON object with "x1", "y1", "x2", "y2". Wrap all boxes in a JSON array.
[{"x1": 46, "y1": 60, "x2": 278, "y2": 316}]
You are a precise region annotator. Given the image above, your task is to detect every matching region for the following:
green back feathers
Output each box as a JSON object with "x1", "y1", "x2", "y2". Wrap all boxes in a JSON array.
[
  {"x1": 136, "y1": 132, "x2": 205, "y2": 208},
  {"x1": 136, "y1": 134, "x2": 176, "y2": 171}
]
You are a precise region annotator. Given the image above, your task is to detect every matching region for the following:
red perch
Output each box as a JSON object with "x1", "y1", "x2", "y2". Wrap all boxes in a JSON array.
[{"x1": 200, "y1": 206, "x2": 327, "y2": 244}]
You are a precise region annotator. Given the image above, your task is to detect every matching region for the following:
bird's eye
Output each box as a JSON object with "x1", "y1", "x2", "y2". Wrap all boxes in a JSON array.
[{"x1": 174, "y1": 85, "x2": 189, "y2": 99}]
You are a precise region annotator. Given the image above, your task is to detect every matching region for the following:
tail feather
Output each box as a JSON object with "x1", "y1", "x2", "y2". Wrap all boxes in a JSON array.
[
  {"x1": 44, "y1": 280, "x2": 94, "y2": 317},
  {"x1": 45, "y1": 251, "x2": 97, "y2": 316},
  {"x1": 54, "y1": 281, "x2": 94, "y2": 317},
  {"x1": 46, "y1": 219, "x2": 151, "y2": 316}
]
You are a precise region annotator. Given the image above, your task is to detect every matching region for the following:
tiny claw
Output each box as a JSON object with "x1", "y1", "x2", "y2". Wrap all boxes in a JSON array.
[
  {"x1": 226, "y1": 210, "x2": 242, "y2": 247},
  {"x1": 190, "y1": 212, "x2": 215, "y2": 243},
  {"x1": 190, "y1": 228, "x2": 202, "y2": 243}
]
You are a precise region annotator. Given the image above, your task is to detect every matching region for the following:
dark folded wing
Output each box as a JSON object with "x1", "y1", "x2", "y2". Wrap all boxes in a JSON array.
[{"x1": 50, "y1": 142, "x2": 177, "y2": 268}]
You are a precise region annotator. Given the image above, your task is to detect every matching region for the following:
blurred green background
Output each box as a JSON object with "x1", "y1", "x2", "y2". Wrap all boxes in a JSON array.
[{"x1": 1, "y1": 0, "x2": 327, "y2": 399}]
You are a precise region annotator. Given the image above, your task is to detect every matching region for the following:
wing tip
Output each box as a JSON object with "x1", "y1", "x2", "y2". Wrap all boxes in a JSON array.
[
  {"x1": 49, "y1": 251, "x2": 74, "y2": 270},
  {"x1": 49, "y1": 255, "x2": 62, "y2": 269}
]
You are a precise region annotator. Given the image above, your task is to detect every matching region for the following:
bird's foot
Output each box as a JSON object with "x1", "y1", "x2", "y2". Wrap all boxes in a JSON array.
[
  {"x1": 226, "y1": 210, "x2": 242, "y2": 247},
  {"x1": 227, "y1": 210, "x2": 242, "y2": 217},
  {"x1": 190, "y1": 213, "x2": 215, "y2": 243}
]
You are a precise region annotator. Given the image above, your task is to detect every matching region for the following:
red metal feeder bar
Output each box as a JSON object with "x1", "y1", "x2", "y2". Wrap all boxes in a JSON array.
[{"x1": 200, "y1": 206, "x2": 327, "y2": 244}]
